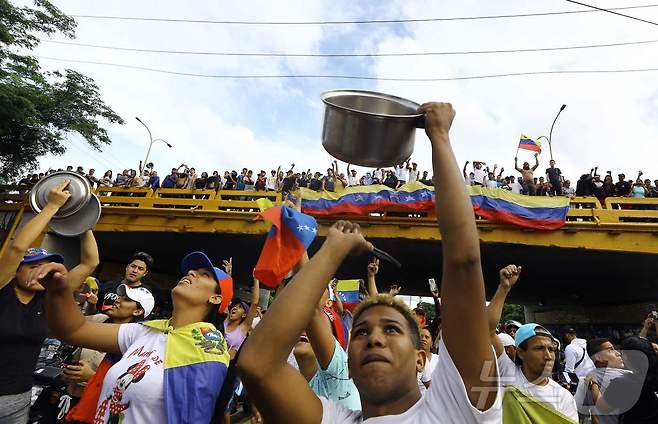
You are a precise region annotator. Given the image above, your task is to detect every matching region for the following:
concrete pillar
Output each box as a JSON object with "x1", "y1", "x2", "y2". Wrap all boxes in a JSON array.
[{"x1": 524, "y1": 305, "x2": 536, "y2": 323}]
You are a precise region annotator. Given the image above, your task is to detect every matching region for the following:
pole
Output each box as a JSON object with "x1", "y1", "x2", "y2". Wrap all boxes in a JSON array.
[
  {"x1": 547, "y1": 104, "x2": 567, "y2": 161},
  {"x1": 136, "y1": 117, "x2": 153, "y2": 174}
]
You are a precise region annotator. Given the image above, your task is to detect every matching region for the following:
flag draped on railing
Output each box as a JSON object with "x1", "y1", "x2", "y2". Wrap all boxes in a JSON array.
[{"x1": 299, "y1": 181, "x2": 570, "y2": 231}]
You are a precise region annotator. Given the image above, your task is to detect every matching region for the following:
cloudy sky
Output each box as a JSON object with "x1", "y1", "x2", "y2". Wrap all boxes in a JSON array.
[{"x1": 18, "y1": 0, "x2": 658, "y2": 182}]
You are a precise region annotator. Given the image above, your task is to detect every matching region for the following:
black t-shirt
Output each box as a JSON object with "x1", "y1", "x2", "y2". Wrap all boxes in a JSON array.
[
  {"x1": 576, "y1": 176, "x2": 593, "y2": 196},
  {"x1": 322, "y1": 176, "x2": 335, "y2": 192},
  {"x1": 297, "y1": 178, "x2": 308, "y2": 188},
  {"x1": 383, "y1": 175, "x2": 398, "y2": 189},
  {"x1": 281, "y1": 176, "x2": 297, "y2": 193},
  {"x1": 206, "y1": 175, "x2": 219, "y2": 189},
  {"x1": 195, "y1": 178, "x2": 207, "y2": 189},
  {"x1": 545, "y1": 167, "x2": 562, "y2": 183},
  {"x1": 309, "y1": 178, "x2": 322, "y2": 191},
  {"x1": 0, "y1": 283, "x2": 48, "y2": 395},
  {"x1": 615, "y1": 180, "x2": 631, "y2": 196}
]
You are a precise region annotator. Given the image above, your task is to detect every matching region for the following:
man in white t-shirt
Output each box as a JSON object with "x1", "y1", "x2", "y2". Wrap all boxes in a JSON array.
[
  {"x1": 239, "y1": 103, "x2": 502, "y2": 424},
  {"x1": 347, "y1": 165, "x2": 359, "y2": 186},
  {"x1": 472, "y1": 162, "x2": 488, "y2": 186},
  {"x1": 408, "y1": 163, "x2": 420, "y2": 183},
  {"x1": 488, "y1": 265, "x2": 578, "y2": 422},
  {"x1": 395, "y1": 161, "x2": 409, "y2": 185},
  {"x1": 563, "y1": 328, "x2": 596, "y2": 378},
  {"x1": 417, "y1": 327, "x2": 440, "y2": 394}
]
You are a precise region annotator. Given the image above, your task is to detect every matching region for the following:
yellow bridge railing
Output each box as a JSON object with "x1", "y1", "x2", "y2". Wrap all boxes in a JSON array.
[{"x1": 2, "y1": 186, "x2": 658, "y2": 225}]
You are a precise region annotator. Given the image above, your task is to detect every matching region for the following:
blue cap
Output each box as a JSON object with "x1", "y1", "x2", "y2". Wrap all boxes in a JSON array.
[
  {"x1": 21, "y1": 247, "x2": 64, "y2": 265},
  {"x1": 180, "y1": 251, "x2": 233, "y2": 313},
  {"x1": 514, "y1": 323, "x2": 555, "y2": 348}
]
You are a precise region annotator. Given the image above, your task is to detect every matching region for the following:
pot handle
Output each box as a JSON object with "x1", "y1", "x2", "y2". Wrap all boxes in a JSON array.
[{"x1": 415, "y1": 114, "x2": 426, "y2": 129}]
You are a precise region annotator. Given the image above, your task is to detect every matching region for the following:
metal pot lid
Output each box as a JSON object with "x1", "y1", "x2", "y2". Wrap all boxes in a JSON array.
[
  {"x1": 29, "y1": 171, "x2": 92, "y2": 218},
  {"x1": 321, "y1": 89, "x2": 422, "y2": 119},
  {"x1": 48, "y1": 194, "x2": 101, "y2": 237}
]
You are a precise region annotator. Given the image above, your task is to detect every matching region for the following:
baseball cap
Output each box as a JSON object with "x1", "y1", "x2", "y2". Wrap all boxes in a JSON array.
[
  {"x1": 497, "y1": 332, "x2": 516, "y2": 348},
  {"x1": 117, "y1": 284, "x2": 155, "y2": 318},
  {"x1": 514, "y1": 323, "x2": 556, "y2": 348},
  {"x1": 21, "y1": 247, "x2": 64, "y2": 265},
  {"x1": 180, "y1": 251, "x2": 233, "y2": 313}
]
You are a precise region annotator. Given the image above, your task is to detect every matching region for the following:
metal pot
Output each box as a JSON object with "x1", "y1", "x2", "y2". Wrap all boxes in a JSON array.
[
  {"x1": 28, "y1": 171, "x2": 101, "y2": 237},
  {"x1": 321, "y1": 89, "x2": 424, "y2": 168}
]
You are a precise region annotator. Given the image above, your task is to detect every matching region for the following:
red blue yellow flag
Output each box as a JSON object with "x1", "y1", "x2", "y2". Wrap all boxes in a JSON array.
[
  {"x1": 299, "y1": 182, "x2": 570, "y2": 231},
  {"x1": 254, "y1": 205, "x2": 318, "y2": 288},
  {"x1": 518, "y1": 134, "x2": 542, "y2": 153}
]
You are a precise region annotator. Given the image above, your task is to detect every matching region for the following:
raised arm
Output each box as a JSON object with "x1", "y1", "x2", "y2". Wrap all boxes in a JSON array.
[
  {"x1": 639, "y1": 315, "x2": 654, "y2": 339},
  {"x1": 240, "y1": 277, "x2": 261, "y2": 331},
  {"x1": 418, "y1": 102, "x2": 497, "y2": 409},
  {"x1": 238, "y1": 221, "x2": 372, "y2": 423},
  {"x1": 531, "y1": 153, "x2": 539, "y2": 171},
  {"x1": 486, "y1": 265, "x2": 522, "y2": 357},
  {"x1": 463, "y1": 161, "x2": 469, "y2": 179},
  {"x1": 514, "y1": 157, "x2": 522, "y2": 172},
  {"x1": 366, "y1": 257, "x2": 379, "y2": 296},
  {"x1": 66, "y1": 231, "x2": 100, "y2": 292},
  {"x1": 31, "y1": 263, "x2": 121, "y2": 354},
  {"x1": 0, "y1": 181, "x2": 71, "y2": 289},
  {"x1": 307, "y1": 308, "x2": 337, "y2": 370}
]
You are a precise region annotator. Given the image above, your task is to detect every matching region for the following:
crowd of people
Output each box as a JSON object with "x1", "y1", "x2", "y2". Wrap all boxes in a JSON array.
[
  {"x1": 1, "y1": 103, "x2": 657, "y2": 424},
  {"x1": 15, "y1": 155, "x2": 658, "y2": 203}
]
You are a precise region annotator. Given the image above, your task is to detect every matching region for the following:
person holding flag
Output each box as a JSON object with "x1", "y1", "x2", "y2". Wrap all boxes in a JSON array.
[{"x1": 515, "y1": 135, "x2": 541, "y2": 195}]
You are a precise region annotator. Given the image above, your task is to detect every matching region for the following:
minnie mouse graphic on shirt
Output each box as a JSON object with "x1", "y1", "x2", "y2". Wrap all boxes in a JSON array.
[{"x1": 94, "y1": 359, "x2": 151, "y2": 424}]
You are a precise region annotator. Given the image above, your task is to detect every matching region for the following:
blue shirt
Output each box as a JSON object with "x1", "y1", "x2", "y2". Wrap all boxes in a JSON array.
[
  {"x1": 309, "y1": 340, "x2": 361, "y2": 411},
  {"x1": 149, "y1": 176, "x2": 160, "y2": 189},
  {"x1": 236, "y1": 175, "x2": 245, "y2": 190},
  {"x1": 161, "y1": 174, "x2": 176, "y2": 188}
]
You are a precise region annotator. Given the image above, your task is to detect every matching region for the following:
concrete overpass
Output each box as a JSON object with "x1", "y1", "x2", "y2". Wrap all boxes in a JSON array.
[{"x1": 2, "y1": 185, "x2": 657, "y2": 325}]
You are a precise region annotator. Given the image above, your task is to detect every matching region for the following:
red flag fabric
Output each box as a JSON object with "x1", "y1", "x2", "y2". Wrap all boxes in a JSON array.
[{"x1": 253, "y1": 206, "x2": 318, "y2": 288}]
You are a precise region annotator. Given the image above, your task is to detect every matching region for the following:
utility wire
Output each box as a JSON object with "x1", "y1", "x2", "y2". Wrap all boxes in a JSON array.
[
  {"x1": 36, "y1": 56, "x2": 658, "y2": 81},
  {"x1": 39, "y1": 37, "x2": 658, "y2": 57},
  {"x1": 565, "y1": 0, "x2": 658, "y2": 26},
  {"x1": 67, "y1": 4, "x2": 658, "y2": 25}
]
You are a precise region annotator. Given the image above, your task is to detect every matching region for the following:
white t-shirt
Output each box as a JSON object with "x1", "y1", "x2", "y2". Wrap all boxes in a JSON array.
[
  {"x1": 564, "y1": 339, "x2": 596, "y2": 378},
  {"x1": 473, "y1": 169, "x2": 487, "y2": 185},
  {"x1": 485, "y1": 180, "x2": 498, "y2": 189},
  {"x1": 408, "y1": 169, "x2": 419, "y2": 182},
  {"x1": 320, "y1": 339, "x2": 502, "y2": 423},
  {"x1": 266, "y1": 176, "x2": 277, "y2": 190},
  {"x1": 94, "y1": 324, "x2": 166, "y2": 424},
  {"x1": 396, "y1": 165, "x2": 409, "y2": 182},
  {"x1": 497, "y1": 352, "x2": 578, "y2": 422},
  {"x1": 373, "y1": 169, "x2": 383, "y2": 182},
  {"x1": 417, "y1": 352, "x2": 440, "y2": 394},
  {"x1": 348, "y1": 175, "x2": 358, "y2": 186},
  {"x1": 510, "y1": 181, "x2": 523, "y2": 194}
]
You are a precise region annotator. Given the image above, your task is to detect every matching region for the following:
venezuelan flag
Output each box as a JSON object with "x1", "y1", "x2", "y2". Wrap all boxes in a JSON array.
[
  {"x1": 143, "y1": 320, "x2": 231, "y2": 424},
  {"x1": 518, "y1": 134, "x2": 542, "y2": 153},
  {"x1": 299, "y1": 181, "x2": 569, "y2": 231},
  {"x1": 254, "y1": 205, "x2": 318, "y2": 287},
  {"x1": 335, "y1": 279, "x2": 361, "y2": 311}
]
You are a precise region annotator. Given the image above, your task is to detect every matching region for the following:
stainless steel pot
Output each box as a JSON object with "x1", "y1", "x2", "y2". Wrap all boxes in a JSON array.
[
  {"x1": 321, "y1": 89, "x2": 424, "y2": 168},
  {"x1": 28, "y1": 171, "x2": 101, "y2": 237}
]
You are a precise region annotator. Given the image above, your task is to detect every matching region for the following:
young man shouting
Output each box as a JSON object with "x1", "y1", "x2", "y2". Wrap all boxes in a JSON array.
[{"x1": 238, "y1": 102, "x2": 501, "y2": 423}]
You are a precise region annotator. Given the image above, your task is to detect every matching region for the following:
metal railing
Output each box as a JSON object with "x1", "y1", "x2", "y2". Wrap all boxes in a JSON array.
[{"x1": 2, "y1": 185, "x2": 658, "y2": 225}]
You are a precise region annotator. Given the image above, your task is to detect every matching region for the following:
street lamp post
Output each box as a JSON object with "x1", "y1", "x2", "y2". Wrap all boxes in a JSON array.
[
  {"x1": 135, "y1": 117, "x2": 172, "y2": 173},
  {"x1": 547, "y1": 104, "x2": 567, "y2": 161}
]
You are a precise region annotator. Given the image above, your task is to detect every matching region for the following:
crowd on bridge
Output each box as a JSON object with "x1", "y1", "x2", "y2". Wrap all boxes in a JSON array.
[
  {"x1": 2, "y1": 104, "x2": 658, "y2": 424},
  {"x1": 15, "y1": 154, "x2": 658, "y2": 203}
]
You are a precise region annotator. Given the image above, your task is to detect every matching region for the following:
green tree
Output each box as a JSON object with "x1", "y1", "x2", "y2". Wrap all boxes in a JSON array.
[
  {"x1": 0, "y1": 0, "x2": 123, "y2": 180},
  {"x1": 502, "y1": 303, "x2": 524, "y2": 323},
  {"x1": 417, "y1": 301, "x2": 436, "y2": 323}
]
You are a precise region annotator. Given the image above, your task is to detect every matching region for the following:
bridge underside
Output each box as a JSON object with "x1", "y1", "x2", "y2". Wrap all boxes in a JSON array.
[{"x1": 94, "y1": 231, "x2": 657, "y2": 308}]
